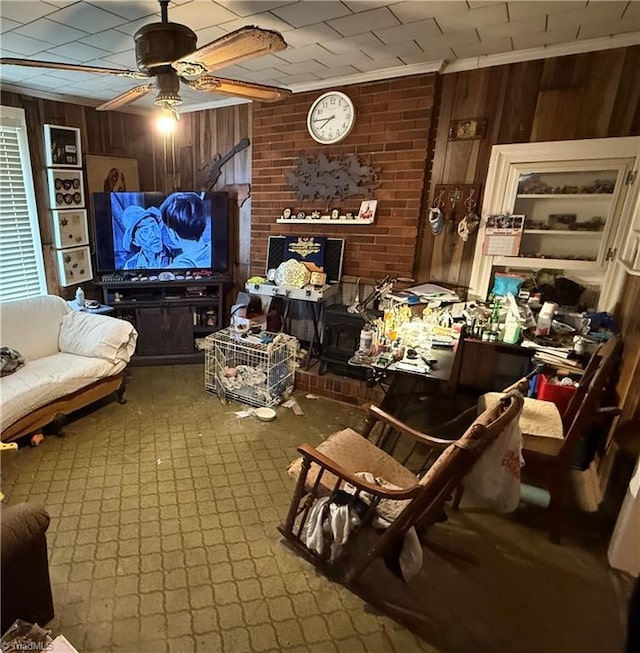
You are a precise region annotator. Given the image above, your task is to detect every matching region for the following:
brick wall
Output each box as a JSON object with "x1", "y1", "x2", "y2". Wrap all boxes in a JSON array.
[{"x1": 251, "y1": 74, "x2": 436, "y2": 280}]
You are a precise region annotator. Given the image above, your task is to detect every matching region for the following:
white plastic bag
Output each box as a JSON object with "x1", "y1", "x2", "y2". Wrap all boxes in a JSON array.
[{"x1": 462, "y1": 406, "x2": 523, "y2": 513}]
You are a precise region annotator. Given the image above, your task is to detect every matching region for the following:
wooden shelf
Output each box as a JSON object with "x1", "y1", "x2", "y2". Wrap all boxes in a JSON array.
[
  {"x1": 494, "y1": 256, "x2": 599, "y2": 269},
  {"x1": 276, "y1": 217, "x2": 374, "y2": 224}
]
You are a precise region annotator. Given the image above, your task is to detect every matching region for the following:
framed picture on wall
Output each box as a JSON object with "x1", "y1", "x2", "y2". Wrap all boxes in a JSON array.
[
  {"x1": 47, "y1": 168, "x2": 85, "y2": 210},
  {"x1": 56, "y1": 246, "x2": 93, "y2": 287},
  {"x1": 85, "y1": 154, "x2": 140, "y2": 193},
  {"x1": 43, "y1": 125, "x2": 82, "y2": 167},
  {"x1": 52, "y1": 209, "x2": 89, "y2": 249},
  {"x1": 448, "y1": 119, "x2": 488, "y2": 141}
]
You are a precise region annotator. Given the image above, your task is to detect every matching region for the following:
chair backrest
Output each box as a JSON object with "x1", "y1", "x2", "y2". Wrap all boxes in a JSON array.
[
  {"x1": 562, "y1": 336, "x2": 620, "y2": 428},
  {"x1": 558, "y1": 336, "x2": 621, "y2": 463},
  {"x1": 388, "y1": 391, "x2": 524, "y2": 534}
]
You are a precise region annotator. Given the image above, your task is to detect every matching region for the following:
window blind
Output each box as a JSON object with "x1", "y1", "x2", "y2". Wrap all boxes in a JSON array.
[{"x1": 0, "y1": 107, "x2": 46, "y2": 303}]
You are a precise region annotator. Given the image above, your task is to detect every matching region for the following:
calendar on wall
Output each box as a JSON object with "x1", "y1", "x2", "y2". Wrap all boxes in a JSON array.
[{"x1": 482, "y1": 214, "x2": 525, "y2": 257}]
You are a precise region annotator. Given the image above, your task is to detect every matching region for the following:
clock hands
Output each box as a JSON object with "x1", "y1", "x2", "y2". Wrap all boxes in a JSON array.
[{"x1": 313, "y1": 114, "x2": 335, "y2": 128}]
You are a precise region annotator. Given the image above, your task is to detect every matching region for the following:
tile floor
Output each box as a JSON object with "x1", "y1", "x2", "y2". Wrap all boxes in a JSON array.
[{"x1": 0, "y1": 365, "x2": 632, "y2": 652}]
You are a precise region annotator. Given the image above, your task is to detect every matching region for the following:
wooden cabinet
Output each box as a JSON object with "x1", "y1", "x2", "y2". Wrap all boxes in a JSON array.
[
  {"x1": 97, "y1": 279, "x2": 226, "y2": 364},
  {"x1": 469, "y1": 137, "x2": 640, "y2": 310}
]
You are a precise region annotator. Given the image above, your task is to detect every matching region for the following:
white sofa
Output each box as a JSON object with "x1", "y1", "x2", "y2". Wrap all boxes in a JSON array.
[{"x1": 1, "y1": 295, "x2": 137, "y2": 442}]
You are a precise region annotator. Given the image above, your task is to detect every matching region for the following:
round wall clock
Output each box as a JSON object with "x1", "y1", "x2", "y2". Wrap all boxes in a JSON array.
[{"x1": 307, "y1": 91, "x2": 355, "y2": 144}]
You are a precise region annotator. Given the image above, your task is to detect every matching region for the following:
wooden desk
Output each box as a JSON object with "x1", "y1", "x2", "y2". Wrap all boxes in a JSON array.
[{"x1": 350, "y1": 347, "x2": 457, "y2": 422}]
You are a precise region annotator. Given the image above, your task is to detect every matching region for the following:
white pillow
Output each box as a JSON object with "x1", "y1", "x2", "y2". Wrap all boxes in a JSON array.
[{"x1": 59, "y1": 311, "x2": 137, "y2": 364}]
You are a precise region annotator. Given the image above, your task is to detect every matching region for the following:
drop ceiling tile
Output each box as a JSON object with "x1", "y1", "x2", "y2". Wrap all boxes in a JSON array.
[
  {"x1": 353, "y1": 54, "x2": 402, "y2": 73},
  {"x1": 98, "y1": 49, "x2": 139, "y2": 68},
  {"x1": 271, "y1": 1, "x2": 353, "y2": 29},
  {"x1": 453, "y1": 36, "x2": 513, "y2": 58},
  {"x1": 579, "y1": 18, "x2": 640, "y2": 40},
  {"x1": 314, "y1": 49, "x2": 379, "y2": 69},
  {"x1": 163, "y1": 1, "x2": 238, "y2": 28},
  {"x1": 1, "y1": 18, "x2": 21, "y2": 34},
  {"x1": 276, "y1": 43, "x2": 331, "y2": 63},
  {"x1": 218, "y1": 11, "x2": 293, "y2": 33},
  {"x1": 507, "y1": 1, "x2": 586, "y2": 21},
  {"x1": 359, "y1": 39, "x2": 423, "y2": 59},
  {"x1": 214, "y1": 1, "x2": 296, "y2": 17},
  {"x1": 279, "y1": 23, "x2": 342, "y2": 48},
  {"x1": 232, "y1": 53, "x2": 288, "y2": 70},
  {"x1": 108, "y1": 16, "x2": 153, "y2": 36},
  {"x1": 46, "y1": 3, "x2": 129, "y2": 31},
  {"x1": 415, "y1": 28, "x2": 479, "y2": 51},
  {"x1": 374, "y1": 18, "x2": 440, "y2": 45},
  {"x1": 548, "y1": 2, "x2": 628, "y2": 29},
  {"x1": 14, "y1": 18, "x2": 88, "y2": 46},
  {"x1": 0, "y1": 64, "x2": 52, "y2": 81},
  {"x1": 43, "y1": 41, "x2": 111, "y2": 62},
  {"x1": 478, "y1": 15, "x2": 545, "y2": 41},
  {"x1": 0, "y1": 32, "x2": 52, "y2": 56},
  {"x1": 273, "y1": 59, "x2": 329, "y2": 75},
  {"x1": 275, "y1": 71, "x2": 321, "y2": 84},
  {"x1": 437, "y1": 4, "x2": 508, "y2": 32},
  {"x1": 327, "y1": 7, "x2": 399, "y2": 37},
  {"x1": 78, "y1": 28, "x2": 134, "y2": 53},
  {"x1": 87, "y1": 0, "x2": 160, "y2": 22},
  {"x1": 390, "y1": 1, "x2": 469, "y2": 23},
  {"x1": 229, "y1": 67, "x2": 287, "y2": 82},
  {"x1": 624, "y1": 2, "x2": 640, "y2": 20},
  {"x1": 343, "y1": 0, "x2": 402, "y2": 11},
  {"x1": 318, "y1": 32, "x2": 382, "y2": 55},
  {"x1": 0, "y1": 1, "x2": 59, "y2": 24},
  {"x1": 193, "y1": 25, "x2": 229, "y2": 46},
  {"x1": 512, "y1": 25, "x2": 579, "y2": 50},
  {"x1": 400, "y1": 47, "x2": 453, "y2": 64},
  {"x1": 313, "y1": 64, "x2": 360, "y2": 79}
]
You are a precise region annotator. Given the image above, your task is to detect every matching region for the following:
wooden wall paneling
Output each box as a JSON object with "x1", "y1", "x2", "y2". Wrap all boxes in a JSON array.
[
  {"x1": 496, "y1": 60, "x2": 543, "y2": 144},
  {"x1": 609, "y1": 46, "x2": 640, "y2": 136},
  {"x1": 575, "y1": 49, "x2": 627, "y2": 139}
]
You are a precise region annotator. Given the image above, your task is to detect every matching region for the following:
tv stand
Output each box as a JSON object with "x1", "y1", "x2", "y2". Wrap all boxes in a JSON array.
[{"x1": 97, "y1": 278, "x2": 227, "y2": 365}]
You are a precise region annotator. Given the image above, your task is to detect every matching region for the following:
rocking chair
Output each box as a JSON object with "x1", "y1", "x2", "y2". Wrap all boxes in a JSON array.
[{"x1": 278, "y1": 391, "x2": 523, "y2": 585}]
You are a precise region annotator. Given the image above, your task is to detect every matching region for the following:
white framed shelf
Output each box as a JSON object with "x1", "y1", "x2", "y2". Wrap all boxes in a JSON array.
[
  {"x1": 468, "y1": 136, "x2": 640, "y2": 311},
  {"x1": 276, "y1": 217, "x2": 374, "y2": 225},
  {"x1": 493, "y1": 256, "x2": 598, "y2": 269}
]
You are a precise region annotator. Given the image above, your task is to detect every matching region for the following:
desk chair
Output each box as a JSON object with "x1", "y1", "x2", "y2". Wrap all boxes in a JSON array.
[
  {"x1": 278, "y1": 392, "x2": 523, "y2": 585},
  {"x1": 472, "y1": 336, "x2": 622, "y2": 543}
]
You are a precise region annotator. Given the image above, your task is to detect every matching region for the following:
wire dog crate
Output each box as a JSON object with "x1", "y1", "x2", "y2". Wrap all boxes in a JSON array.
[{"x1": 205, "y1": 328, "x2": 297, "y2": 407}]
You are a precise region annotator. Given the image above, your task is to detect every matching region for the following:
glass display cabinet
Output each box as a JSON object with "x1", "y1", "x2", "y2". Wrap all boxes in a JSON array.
[{"x1": 469, "y1": 137, "x2": 640, "y2": 310}]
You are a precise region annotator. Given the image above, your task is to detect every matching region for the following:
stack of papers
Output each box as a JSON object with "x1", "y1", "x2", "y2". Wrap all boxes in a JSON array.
[{"x1": 387, "y1": 283, "x2": 460, "y2": 304}]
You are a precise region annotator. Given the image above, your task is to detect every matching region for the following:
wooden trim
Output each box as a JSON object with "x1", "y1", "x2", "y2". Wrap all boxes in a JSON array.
[{"x1": 1, "y1": 374, "x2": 124, "y2": 442}]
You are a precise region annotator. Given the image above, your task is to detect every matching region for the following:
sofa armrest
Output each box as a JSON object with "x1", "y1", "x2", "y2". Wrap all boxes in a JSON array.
[
  {"x1": 59, "y1": 311, "x2": 137, "y2": 364},
  {"x1": 1, "y1": 503, "x2": 50, "y2": 564}
]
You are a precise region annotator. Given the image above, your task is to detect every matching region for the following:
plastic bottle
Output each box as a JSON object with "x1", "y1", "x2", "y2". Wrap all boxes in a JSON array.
[
  {"x1": 75, "y1": 286, "x2": 85, "y2": 308},
  {"x1": 535, "y1": 302, "x2": 557, "y2": 337}
]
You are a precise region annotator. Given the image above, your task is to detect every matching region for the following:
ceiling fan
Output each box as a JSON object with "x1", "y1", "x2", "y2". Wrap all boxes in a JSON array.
[{"x1": 0, "y1": 0, "x2": 292, "y2": 112}]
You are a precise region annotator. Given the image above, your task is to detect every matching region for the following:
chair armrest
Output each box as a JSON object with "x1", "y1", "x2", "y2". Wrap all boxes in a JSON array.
[
  {"x1": 597, "y1": 406, "x2": 622, "y2": 417},
  {"x1": 364, "y1": 404, "x2": 454, "y2": 449},
  {"x1": 1, "y1": 503, "x2": 50, "y2": 564},
  {"x1": 297, "y1": 443, "x2": 421, "y2": 500}
]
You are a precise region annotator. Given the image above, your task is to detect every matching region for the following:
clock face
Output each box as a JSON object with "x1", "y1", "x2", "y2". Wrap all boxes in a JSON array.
[{"x1": 307, "y1": 91, "x2": 355, "y2": 144}]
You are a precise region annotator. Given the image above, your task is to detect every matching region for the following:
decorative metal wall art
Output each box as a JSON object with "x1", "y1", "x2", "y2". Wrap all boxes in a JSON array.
[{"x1": 286, "y1": 153, "x2": 379, "y2": 204}]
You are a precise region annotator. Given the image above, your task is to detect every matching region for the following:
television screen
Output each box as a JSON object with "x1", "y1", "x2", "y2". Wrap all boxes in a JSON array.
[{"x1": 91, "y1": 191, "x2": 229, "y2": 274}]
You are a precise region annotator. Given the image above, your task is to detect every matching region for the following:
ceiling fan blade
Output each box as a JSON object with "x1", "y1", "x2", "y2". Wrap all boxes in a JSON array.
[
  {"x1": 96, "y1": 85, "x2": 153, "y2": 111},
  {"x1": 0, "y1": 57, "x2": 148, "y2": 79},
  {"x1": 185, "y1": 76, "x2": 291, "y2": 103},
  {"x1": 172, "y1": 26, "x2": 286, "y2": 78}
]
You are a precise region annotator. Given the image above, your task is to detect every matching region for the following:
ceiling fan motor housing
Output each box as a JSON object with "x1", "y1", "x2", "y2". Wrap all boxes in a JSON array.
[{"x1": 134, "y1": 22, "x2": 197, "y2": 73}]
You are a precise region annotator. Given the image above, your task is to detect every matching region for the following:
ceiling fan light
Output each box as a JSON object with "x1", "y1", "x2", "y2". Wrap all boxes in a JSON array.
[{"x1": 154, "y1": 92, "x2": 182, "y2": 107}]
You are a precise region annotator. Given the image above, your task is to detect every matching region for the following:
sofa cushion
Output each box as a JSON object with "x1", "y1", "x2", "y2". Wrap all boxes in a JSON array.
[
  {"x1": 59, "y1": 311, "x2": 137, "y2": 364},
  {"x1": 1, "y1": 295, "x2": 70, "y2": 361},
  {"x1": 0, "y1": 353, "x2": 124, "y2": 431}
]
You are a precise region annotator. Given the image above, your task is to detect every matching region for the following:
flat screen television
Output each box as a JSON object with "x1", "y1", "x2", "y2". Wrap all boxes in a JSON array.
[{"x1": 91, "y1": 191, "x2": 229, "y2": 275}]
